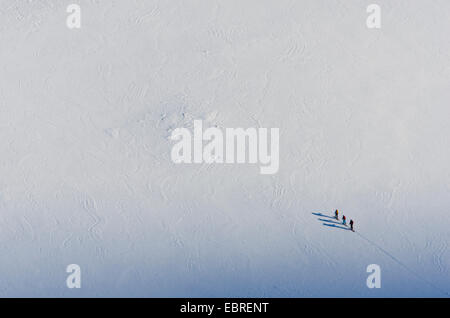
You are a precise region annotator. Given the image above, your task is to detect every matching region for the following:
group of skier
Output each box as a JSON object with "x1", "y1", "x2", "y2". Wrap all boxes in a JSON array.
[{"x1": 335, "y1": 209, "x2": 354, "y2": 232}]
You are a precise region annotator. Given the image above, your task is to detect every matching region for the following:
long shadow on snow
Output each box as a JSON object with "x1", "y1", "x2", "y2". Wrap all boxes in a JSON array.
[
  {"x1": 318, "y1": 218, "x2": 343, "y2": 225},
  {"x1": 312, "y1": 213, "x2": 350, "y2": 231},
  {"x1": 322, "y1": 223, "x2": 350, "y2": 231},
  {"x1": 312, "y1": 212, "x2": 335, "y2": 219}
]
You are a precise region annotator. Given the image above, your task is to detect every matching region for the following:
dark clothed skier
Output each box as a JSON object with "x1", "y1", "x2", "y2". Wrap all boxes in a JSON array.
[{"x1": 349, "y1": 219, "x2": 354, "y2": 231}]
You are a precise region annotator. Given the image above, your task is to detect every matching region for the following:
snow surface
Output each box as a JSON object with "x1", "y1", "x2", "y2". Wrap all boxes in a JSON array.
[{"x1": 0, "y1": 0, "x2": 449, "y2": 297}]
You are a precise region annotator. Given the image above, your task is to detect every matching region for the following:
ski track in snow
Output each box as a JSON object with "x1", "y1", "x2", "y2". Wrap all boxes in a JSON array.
[{"x1": 355, "y1": 232, "x2": 450, "y2": 297}]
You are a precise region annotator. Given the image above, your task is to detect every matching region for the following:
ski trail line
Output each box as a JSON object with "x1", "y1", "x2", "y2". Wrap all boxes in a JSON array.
[{"x1": 355, "y1": 231, "x2": 450, "y2": 297}]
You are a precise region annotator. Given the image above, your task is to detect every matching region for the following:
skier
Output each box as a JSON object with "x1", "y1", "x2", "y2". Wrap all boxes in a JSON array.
[
  {"x1": 349, "y1": 219, "x2": 354, "y2": 232},
  {"x1": 342, "y1": 215, "x2": 346, "y2": 225},
  {"x1": 335, "y1": 209, "x2": 339, "y2": 220}
]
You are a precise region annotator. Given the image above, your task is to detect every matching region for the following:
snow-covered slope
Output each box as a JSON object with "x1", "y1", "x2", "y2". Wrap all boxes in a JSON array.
[{"x1": 0, "y1": 0, "x2": 449, "y2": 297}]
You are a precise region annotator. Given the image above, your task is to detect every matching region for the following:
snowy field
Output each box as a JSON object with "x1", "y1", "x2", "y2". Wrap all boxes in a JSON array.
[{"x1": 0, "y1": 0, "x2": 449, "y2": 297}]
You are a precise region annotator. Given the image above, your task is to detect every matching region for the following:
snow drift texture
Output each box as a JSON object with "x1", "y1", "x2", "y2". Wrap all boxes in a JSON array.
[{"x1": 0, "y1": 0, "x2": 449, "y2": 297}]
